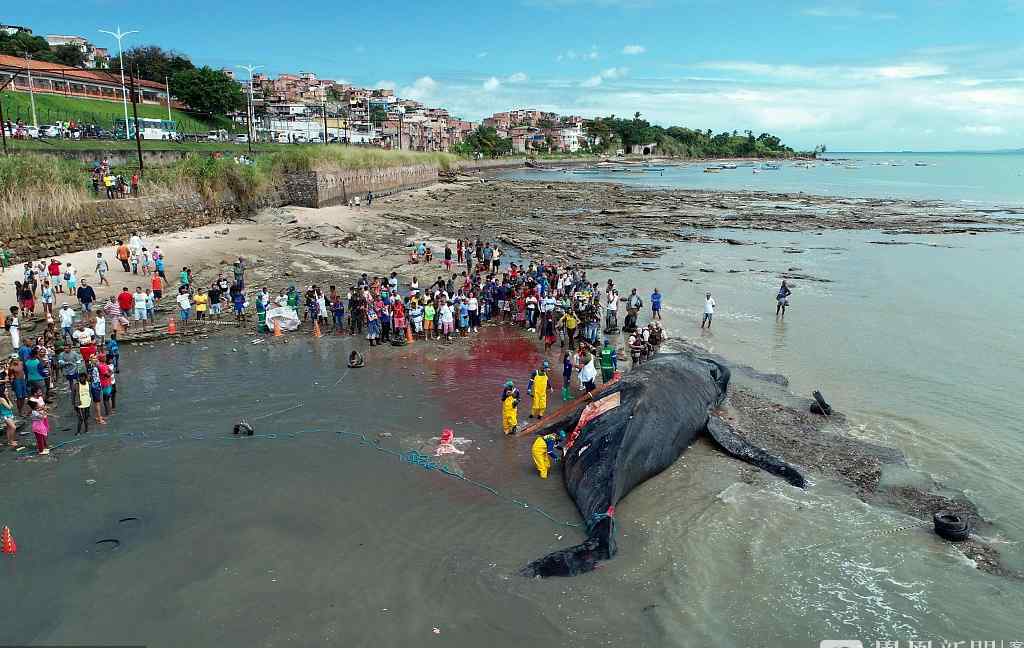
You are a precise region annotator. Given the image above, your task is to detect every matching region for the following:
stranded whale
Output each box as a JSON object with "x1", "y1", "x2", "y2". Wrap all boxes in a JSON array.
[{"x1": 521, "y1": 352, "x2": 806, "y2": 578}]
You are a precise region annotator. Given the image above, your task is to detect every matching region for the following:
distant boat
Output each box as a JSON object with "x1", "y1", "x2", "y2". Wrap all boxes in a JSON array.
[
  {"x1": 914, "y1": 162, "x2": 929, "y2": 167},
  {"x1": 720, "y1": 162, "x2": 738, "y2": 169},
  {"x1": 761, "y1": 163, "x2": 780, "y2": 170},
  {"x1": 752, "y1": 168, "x2": 761, "y2": 174},
  {"x1": 704, "y1": 166, "x2": 721, "y2": 173}
]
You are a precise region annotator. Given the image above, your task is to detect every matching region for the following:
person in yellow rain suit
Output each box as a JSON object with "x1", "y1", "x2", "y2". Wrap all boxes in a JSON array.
[
  {"x1": 531, "y1": 430, "x2": 566, "y2": 479},
  {"x1": 527, "y1": 361, "x2": 553, "y2": 419},
  {"x1": 501, "y1": 380, "x2": 521, "y2": 435}
]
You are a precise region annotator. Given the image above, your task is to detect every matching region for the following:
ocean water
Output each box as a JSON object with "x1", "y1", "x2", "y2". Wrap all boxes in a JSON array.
[
  {"x1": 502, "y1": 151, "x2": 1024, "y2": 204},
  {"x1": 3, "y1": 154, "x2": 1023, "y2": 646}
]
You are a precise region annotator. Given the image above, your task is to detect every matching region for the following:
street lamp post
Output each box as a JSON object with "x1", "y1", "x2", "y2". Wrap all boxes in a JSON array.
[
  {"x1": 98, "y1": 26, "x2": 139, "y2": 139},
  {"x1": 236, "y1": 65, "x2": 262, "y2": 155},
  {"x1": 23, "y1": 52, "x2": 37, "y2": 127}
]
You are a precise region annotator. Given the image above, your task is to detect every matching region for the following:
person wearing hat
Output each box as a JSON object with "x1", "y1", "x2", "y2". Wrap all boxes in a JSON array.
[
  {"x1": 528, "y1": 358, "x2": 552, "y2": 419},
  {"x1": 531, "y1": 429, "x2": 566, "y2": 479},
  {"x1": 599, "y1": 339, "x2": 618, "y2": 383},
  {"x1": 527, "y1": 361, "x2": 553, "y2": 420},
  {"x1": 501, "y1": 380, "x2": 521, "y2": 435}
]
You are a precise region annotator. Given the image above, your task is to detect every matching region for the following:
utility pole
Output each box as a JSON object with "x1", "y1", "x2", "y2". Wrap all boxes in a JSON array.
[
  {"x1": 23, "y1": 52, "x2": 37, "y2": 127},
  {"x1": 130, "y1": 67, "x2": 144, "y2": 175},
  {"x1": 322, "y1": 100, "x2": 328, "y2": 146},
  {"x1": 165, "y1": 75, "x2": 172, "y2": 121},
  {"x1": 399, "y1": 112, "x2": 403, "y2": 150},
  {"x1": 235, "y1": 64, "x2": 262, "y2": 155},
  {"x1": 0, "y1": 93, "x2": 8, "y2": 155},
  {"x1": 98, "y1": 26, "x2": 139, "y2": 139}
]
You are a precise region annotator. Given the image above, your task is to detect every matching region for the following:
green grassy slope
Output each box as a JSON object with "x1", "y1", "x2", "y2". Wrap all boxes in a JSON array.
[{"x1": 0, "y1": 91, "x2": 239, "y2": 134}]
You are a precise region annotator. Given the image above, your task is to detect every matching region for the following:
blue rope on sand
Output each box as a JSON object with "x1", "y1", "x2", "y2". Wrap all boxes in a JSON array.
[{"x1": 17, "y1": 426, "x2": 584, "y2": 530}]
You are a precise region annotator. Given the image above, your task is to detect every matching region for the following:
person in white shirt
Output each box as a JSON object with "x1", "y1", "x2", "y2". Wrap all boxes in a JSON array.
[
  {"x1": 72, "y1": 322, "x2": 95, "y2": 347},
  {"x1": 176, "y1": 290, "x2": 192, "y2": 324},
  {"x1": 438, "y1": 301, "x2": 455, "y2": 341},
  {"x1": 58, "y1": 303, "x2": 75, "y2": 342},
  {"x1": 701, "y1": 292, "x2": 716, "y2": 329},
  {"x1": 133, "y1": 288, "x2": 148, "y2": 323},
  {"x1": 7, "y1": 308, "x2": 19, "y2": 350},
  {"x1": 466, "y1": 294, "x2": 479, "y2": 332},
  {"x1": 129, "y1": 232, "x2": 144, "y2": 259},
  {"x1": 94, "y1": 312, "x2": 106, "y2": 343},
  {"x1": 605, "y1": 288, "x2": 619, "y2": 330}
]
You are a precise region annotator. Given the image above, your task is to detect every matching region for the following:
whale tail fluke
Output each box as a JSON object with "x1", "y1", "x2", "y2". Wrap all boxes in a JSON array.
[
  {"x1": 706, "y1": 416, "x2": 807, "y2": 488},
  {"x1": 519, "y1": 515, "x2": 616, "y2": 578}
]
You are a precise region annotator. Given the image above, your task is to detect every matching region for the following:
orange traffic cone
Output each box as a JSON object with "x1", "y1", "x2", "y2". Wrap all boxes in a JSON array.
[
  {"x1": 273, "y1": 319, "x2": 282, "y2": 337},
  {"x1": 167, "y1": 318, "x2": 176, "y2": 334},
  {"x1": 313, "y1": 320, "x2": 322, "y2": 338},
  {"x1": 406, "y1": 325, "x2": 414, "y2": 345},
  {"x1": 1, "y1": 526, "x2": 15, "y2": 555}
]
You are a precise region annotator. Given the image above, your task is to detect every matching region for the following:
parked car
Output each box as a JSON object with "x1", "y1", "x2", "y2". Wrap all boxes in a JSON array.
[
  {"x1": 233, "y1": 133, "x2": 249, "y2": 144},
  {"x1": 38, "y1": 124, "x2": 64, "y2": 138},
  {"x1": 207, "y1": 129, "x2": 229, "y2": 142}
]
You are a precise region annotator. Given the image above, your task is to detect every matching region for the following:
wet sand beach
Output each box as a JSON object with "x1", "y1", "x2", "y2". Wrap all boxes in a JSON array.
[{"x1": 3, "y1": 178, "x2": 1022, "y2": 646}]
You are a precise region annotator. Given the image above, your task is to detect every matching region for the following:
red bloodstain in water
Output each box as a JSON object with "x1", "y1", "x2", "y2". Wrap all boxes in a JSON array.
[{"x1": 427, "y1": 328, "x2": 547, "y2": 424}]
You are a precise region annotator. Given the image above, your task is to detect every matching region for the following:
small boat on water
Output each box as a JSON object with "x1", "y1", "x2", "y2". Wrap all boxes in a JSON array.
[
  {"x1": 914, "y1": 162, "x2": 929, "y2": 167},
  {"x1": 720, "y1": 162, "x2": 738, "y2": 169},
  {"x1": 761, "y1": 163, "x2": 780, "y2": 170},
  {"x1": 704, "y1": 166, "x2": 721, "y2": 173}
]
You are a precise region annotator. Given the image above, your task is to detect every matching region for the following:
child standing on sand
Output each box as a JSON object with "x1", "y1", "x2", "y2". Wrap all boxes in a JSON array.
[{"x1": 29, "y1": 399, "x2": 49, "y2": 455}]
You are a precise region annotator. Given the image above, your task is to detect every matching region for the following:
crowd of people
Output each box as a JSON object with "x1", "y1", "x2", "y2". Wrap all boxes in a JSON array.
[
  {"x1": 89, "y1": 158, "x2": 140, "y2": 200},
  {"x1": 0, "y1": 231, "x2": 171, "y2": 454},
  {"x1": 0, "y1": 226, "x2": 794, "y2": 461}
]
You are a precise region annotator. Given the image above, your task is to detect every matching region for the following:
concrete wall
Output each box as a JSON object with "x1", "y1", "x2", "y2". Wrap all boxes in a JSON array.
[
  {"x1": 0, "y1": 165, "x2": 428, "y2": 260},
  {"x1": 0, "y1": 184, "x2": 295, "y2": 260},
  {"x1": 313, "y1": 164, "x2": 439, "y2": 207}
]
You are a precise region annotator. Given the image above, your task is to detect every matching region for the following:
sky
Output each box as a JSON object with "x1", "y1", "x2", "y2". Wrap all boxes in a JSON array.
[{"x1": 9, "y1": 0, "x2": 1024, "y2": 150}]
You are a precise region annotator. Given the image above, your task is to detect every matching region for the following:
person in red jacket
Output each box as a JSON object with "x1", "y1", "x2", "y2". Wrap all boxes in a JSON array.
[
  {"x1": 116, "y1": 287, "x2": 134, "y2": 327},
  {"x1": 47, "y1": 258, "x2": 63, "y2": 294}
]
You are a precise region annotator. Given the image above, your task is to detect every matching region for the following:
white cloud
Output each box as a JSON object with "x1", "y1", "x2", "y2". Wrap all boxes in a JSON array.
[
  {"x1": 697, "y1": 60, "x2": 947, "y2": 82},
  {"x1": 560, "y1": 46, "x2": 599, "y2": 62},
  {"x1": 581, "y1": 66, "x2": 628, "y2": 87},
  {"x1": 483, "y1": 76, "x2": 501, "y2": 91},
  {"x1": 622, "y1": 44, "x2": 646, "y2": 55},
  {"x1": 477, "y1": 52, "x2": 488, "y2": 58},
  {"x1": 401, "y1": 76, "x2": 438, "y2": 101},
  {"x1": 375, "y1": 80, "x2": 397, "y2": 90},
  {"x1": 958, "y1": 125, "x2": 1005, "y2": 135},
  {"x1": 507, "y1": 72, "x2": 528, "y2": 83}
]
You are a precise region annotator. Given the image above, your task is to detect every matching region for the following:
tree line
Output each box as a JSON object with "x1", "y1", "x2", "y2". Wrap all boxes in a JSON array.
[
  {"x1": 585, "y1": 113, "x2": 801, "y2": 158},
  {"x1": 455, "y1": 113, "x2": 810, "y2": 158}
]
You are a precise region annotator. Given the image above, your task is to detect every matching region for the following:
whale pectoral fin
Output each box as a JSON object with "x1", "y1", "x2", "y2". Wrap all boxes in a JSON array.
[{"x1": 706, "y1": 416, "x2": 807, "y2": 488}]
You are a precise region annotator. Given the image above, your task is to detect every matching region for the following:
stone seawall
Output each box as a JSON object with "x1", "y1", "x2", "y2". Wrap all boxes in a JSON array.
[
  {"x1": 0, "y1": 158, "x2": 534, "y2": 260},
  {"x1": 0, "y1": 183, "x2": 296, "y2": 259},
  {"x1": 312, "y1": 164, "x2": 439, "y2": 207}
]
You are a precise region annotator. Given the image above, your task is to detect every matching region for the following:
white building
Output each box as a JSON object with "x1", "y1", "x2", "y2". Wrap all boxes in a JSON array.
[{"x1": 44, "y1": 35, "x2": 105, "y2": 68}]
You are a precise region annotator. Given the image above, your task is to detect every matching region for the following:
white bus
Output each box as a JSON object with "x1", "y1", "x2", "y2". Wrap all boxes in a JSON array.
[{"x1": 115, "y1": 118, "x2": 178, "y2": 141}]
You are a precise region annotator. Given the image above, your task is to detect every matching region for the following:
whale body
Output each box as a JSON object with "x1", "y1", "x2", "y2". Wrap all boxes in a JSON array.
[{"x1": 521, "y1": 352, "x2": 806, "y2": 578}]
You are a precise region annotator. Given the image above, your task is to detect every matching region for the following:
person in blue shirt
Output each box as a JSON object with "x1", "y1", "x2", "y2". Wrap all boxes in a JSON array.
[
  {"x1": 232, "y1": 291, "x2": 246, "y2": 323},
  {"x1": 105, "y1": 332, "x2": 120, "y2": 373},
  {"x1": 651, "y1": 288, "x2": 662, "y2": 321},
  {"x1": 458, "y1": 299, "x2": 469, "y2": 336}
]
